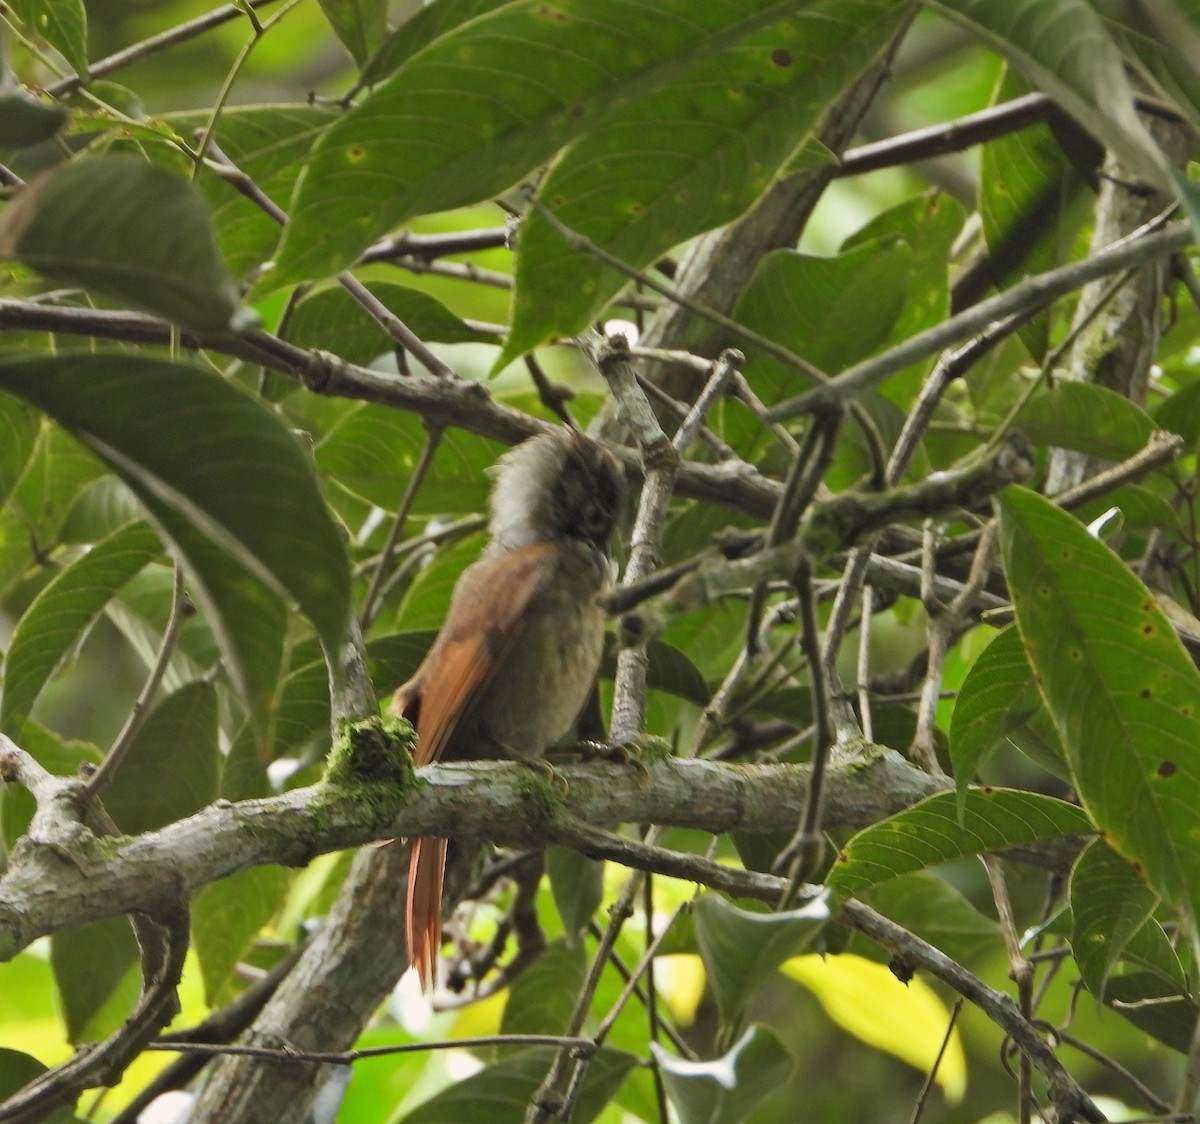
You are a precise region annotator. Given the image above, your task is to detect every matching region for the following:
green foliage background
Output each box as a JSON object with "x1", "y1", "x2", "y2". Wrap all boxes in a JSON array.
[{"x1": 2, "y1": 1, "x2": 1200, "y2": 1121}]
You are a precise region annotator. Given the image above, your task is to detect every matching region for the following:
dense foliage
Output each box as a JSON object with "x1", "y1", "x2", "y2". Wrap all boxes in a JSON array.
[{"x1": 2, "y1": 1, "x2": 1200, "y2": 1122}]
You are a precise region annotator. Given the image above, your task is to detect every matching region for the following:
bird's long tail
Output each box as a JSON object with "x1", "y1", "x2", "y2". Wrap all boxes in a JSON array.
[{"x1": 406, "y1": 837, "x2": 447, "y2": 992}]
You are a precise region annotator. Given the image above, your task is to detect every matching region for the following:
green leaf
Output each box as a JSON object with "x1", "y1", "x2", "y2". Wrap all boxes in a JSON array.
[
  {"x1": 273, "y1": 0, "x2": 860, "y2": 286},
  {"x1": 826, "y1": 789, "x2": 1092, "y2": 900},
  {"x1": 654, "y1": 1024, "x2": 794, "y2": 1124},
  {"x1": 51, "y1": 917, "x2": 139, "y2": 1043},
  {"x1": 399, "y1": 1046, "x2": 637, "y2": 1123},
  {"x1": 0, "y1": 1048, "x2": 78, "y2": 1122},
  {"x1": 1, "y1": 156, "x2": 244, "y2": 334},
  {"x1": 925, "y1": 0, "x2": 1170, "y2": 186},
  {"x1": 841, "y1": 191, "x2": 967, "y2": 404},
  {"x1": 318, "y1": 0, "x2": 387, "y2": 66},
  {"x1": 950, "y1": 625, "x2": 1067, "y2": 804},
  {"x1": 192, "y1": 865, "x2": 291, "y2": 1004},
  {"x1": 101, "y1": 681, "x2": 220, "y2": 835},
  {"x1": 360, "y1": 0, "x2": 513, "y2": 86},
  {"x1": 997, "y1": 486, "x2": 1200, "y2": 914},
  {"x1": 501, "y1": 0, "x2": 911, "y2": 360},
  {"x1": 729, "y1": 239, "x2": 912, "y2": 452},
  {"x1": 694, "y1": 891, "x2": 828, "y2": 1031},
  {"x1": 1103, "y1": 971, "x2": 1198, "y2": 1052},
  {"x1": 1070, "y1": 839, "x2": 1159, "y2": 1000},
  {"x1": 316, "y1": 404, "x2": 501, "y2": 512},
  {"x1": 599, "y1": 640, "x2": 710, "y2": 706},
  {"x1": 545, "y1": 847, "x2": 604, "y2": 942},
  {"x1": 8, "y1": 424, "x2": 107, "y2": 547},
  {"x1": 1, "y1": 521, "x2": 161, "y2": 734},
  {"x1": 9, "y1": 0, "x2": 89, "y2": 78},
  {"x1": 977, "y1": 67, "x2": 1096, "y2": 360},
  {"x1": 0, "y1": 93, "x2": 67, "y2": 147},
  {"x1": 856, "y1": 873, "x2": 1000, "y2": 965},
  {"x1": 166, "y1": 104, "x2": 340, "y2": 279},
  {"x1": 0, "y1": 390, "x2": 40, "y2": 509},
  {"x1": 501, "y1": 937, "x2": 587, "y2": 1036},
  {"x1": 287, "y1": 281, "x2": 496, "y2": 367},
  {"x1": 1014, "y1": 382, "x2": 1156, "y2": 461},
  {"x1": 0, "y1": 353, "x2": 351, "y2": 713}
]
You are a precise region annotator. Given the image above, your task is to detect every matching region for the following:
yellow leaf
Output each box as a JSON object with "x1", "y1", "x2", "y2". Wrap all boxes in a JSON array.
[{"x1": 782, "y1": 953, "x2": 966, "y2": 1103}]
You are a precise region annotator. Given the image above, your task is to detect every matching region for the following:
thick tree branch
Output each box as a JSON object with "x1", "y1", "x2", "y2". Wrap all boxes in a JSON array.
[{"x1": 0, "y1": 736, "x2": 944, "y2": 961}]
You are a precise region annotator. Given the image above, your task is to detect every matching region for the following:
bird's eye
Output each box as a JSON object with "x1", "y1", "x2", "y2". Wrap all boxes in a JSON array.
[{"x1": 581, "y1": 500, "x2": 609, "y2": 534}]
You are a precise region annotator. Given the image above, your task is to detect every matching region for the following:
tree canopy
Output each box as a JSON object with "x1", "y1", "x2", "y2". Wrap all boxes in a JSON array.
[{"x1": 2, "y1": 1, "x2": 1200, "y2": 1122}]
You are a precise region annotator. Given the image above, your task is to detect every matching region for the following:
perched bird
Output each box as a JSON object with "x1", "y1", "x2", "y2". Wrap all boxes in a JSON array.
[{"x1": 391, "y1": 428, "x2": 625, "y2": 989}]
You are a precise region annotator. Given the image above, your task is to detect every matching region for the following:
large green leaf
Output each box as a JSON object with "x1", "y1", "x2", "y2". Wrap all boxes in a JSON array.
[
  {"x1": 654, "y1": 1025, "x2": 794, "y2": 1124},
  {"x1": 101, "y1": 680, "x2": 220, "y2": 835},
  {"x1": 316, "y1": 404, "x2": 501, "y2": 512},
  {"x1": 1, "y1": 521, "x2": 160, "y2": 734},
  {"x1": 1069, "y1": 839, "x2": 1160, "y2": 1000},
  {"x1": 826, "y1": 789, "x2": 1092, "y2": 900},
  {"x1": 273, "y1": 0, "x2": 859, "y2": 285},
  {"x1": 925, "y1": 0, "x2": 1170, "y2": 186},
  {"x1": 500, "y1": 938, "x2": 587, "y2": 1036},
  {"x1": 1014, "y1": 382, "x2": 1157, "y2": 461},
  {"x1": 0, "y1": 354, "x2": 351, "y2": 716},
  {"x1": 0, "y1": 93, "x2": 67, "y2": 148},
  {"x1": 399, "y1": 1046, "x2": 637, "y2": 1123},
  {"x1": 728, "y1": 238, "x2": 911, "y2": 455},
  {"x1": 1, "y1": 156, "x2": 243, "y2": 334},
  {"x1": 545, "y1": 846, "x2": 604, "y2": 943},
  {"x1": 501, "y1": 0, "x2": 912, "y2": 361},
  {"x1": 841, "y1": 191, "x2": 967, "y2": 407},
  {"x1": 978, "y1": 67, "x2": 1096, "y2": 360},
  {"x1": 694, "y1": 891, "x2": 828, "y2": 1031},
  {"x1": 949, "y1": 624, "x2": 1067, "y2": 804},
  {"x1": 51, "y1": 917, "x2": 139, "y2": 1044},
  {"x1": 360, "y1": 0, "x2": 512, "y2": 86},
  {"x1": 998, "y1": 486, "x2": 1200, "y2": 914},
  {"x1": 192, "y1": 865, "x2": 291, "y2": 1004}
]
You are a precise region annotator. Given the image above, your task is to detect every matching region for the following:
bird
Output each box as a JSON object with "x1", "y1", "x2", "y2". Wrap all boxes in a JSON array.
[{"x1": 390, "y1": 428, "x2": 625, "y2": 990}]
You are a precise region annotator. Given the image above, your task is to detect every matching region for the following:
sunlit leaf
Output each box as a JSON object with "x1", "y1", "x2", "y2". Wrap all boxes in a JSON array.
[{"x1": 784, "y1": 953, "x2": 966, "y2": 1101}]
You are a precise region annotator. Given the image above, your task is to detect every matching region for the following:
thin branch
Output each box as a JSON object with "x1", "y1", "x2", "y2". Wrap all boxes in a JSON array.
[
  {"x1": 359, "y1": 424, "x2": 443, "y2": 630},
  {"x1": 909, "y1": 999, "x2": 963, "y2": 1124},
  {"x1": 43, "y1": 0, "x2": 280, "y2": 98},
  {"x1": 526, "y1": 191, "x2": 831, "y2": 387},
  {"x1": 770, "y1": 217, "x2": 1191, "y2": 420},
  {"x1": 83, "y1": 564, "x2": 190, "y2": 800}
]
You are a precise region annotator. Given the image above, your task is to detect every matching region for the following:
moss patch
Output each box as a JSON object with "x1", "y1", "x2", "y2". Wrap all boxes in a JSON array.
[{"x1": 322, "y1": 714, "x2": 416, "y2": 791}]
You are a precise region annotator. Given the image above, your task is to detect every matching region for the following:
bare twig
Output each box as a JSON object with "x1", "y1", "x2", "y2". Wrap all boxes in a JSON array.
[{"x1": 83, "y1": 563, "x2": 191, "y2": 800}]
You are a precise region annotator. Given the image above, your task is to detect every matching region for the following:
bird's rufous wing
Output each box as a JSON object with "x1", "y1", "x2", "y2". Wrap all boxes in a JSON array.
[
  {"x1": 392, "y1": 541, "x2": 560, "y2": 761},
  {"x1": 391, "y1": 543, "x2": 561, "y2": 990}
]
